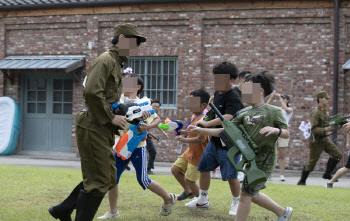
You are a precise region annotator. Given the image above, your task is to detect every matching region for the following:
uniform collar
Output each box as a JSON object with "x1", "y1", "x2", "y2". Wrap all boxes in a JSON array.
[
  {"x1": 108, "y1": 45, "x2": 127, "y2": 65},
  {"x1": 317, "y1": 105, "x2": 327, "y2": 112}
]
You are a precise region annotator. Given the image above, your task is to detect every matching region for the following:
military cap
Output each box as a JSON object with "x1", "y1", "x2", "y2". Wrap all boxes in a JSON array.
[
  {"x1": 317, "y1": 91, "x2": 330, "y2": 99},
  {"x1": 114, "y1": 23, "x2": 146, "y2": 43}
]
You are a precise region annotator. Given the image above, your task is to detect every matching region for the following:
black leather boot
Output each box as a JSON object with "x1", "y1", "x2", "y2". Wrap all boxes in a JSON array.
[
  {"x1": 49, "y1": 181, "x2": 84, "y2": 221},
  {"x1": 297, "y1": 168, "x2": 310, "y2": 185},
  {"x1": 322, "y1": 157, "x2": 340, "y2": 180},
  {"x1": 74, "y1": 190, "x2": 104, "y2": 221}
]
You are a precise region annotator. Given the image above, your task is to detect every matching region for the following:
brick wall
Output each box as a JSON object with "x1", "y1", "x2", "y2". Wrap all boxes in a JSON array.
[{"x1": 1, "y1": 2, "x2": 350, "y2": 171}]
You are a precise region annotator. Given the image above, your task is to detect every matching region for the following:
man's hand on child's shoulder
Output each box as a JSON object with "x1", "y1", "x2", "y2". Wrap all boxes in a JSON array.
[
  {"x1": 259, "y1": 126, "x2": 279, "y2": 137},
  {"x1": 111, "y1": 115, "x2": 127, "y2": 130}
]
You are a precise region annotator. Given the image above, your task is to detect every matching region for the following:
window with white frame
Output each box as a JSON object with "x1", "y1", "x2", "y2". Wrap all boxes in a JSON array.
[{"x1": 124, "y1": 57, "x2": 178, "y2": 108}]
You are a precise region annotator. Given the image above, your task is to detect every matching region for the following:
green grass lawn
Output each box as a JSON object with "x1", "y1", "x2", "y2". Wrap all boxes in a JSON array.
[{"x1": 0, "y1": 165, "x2": 349, "y2": 221}]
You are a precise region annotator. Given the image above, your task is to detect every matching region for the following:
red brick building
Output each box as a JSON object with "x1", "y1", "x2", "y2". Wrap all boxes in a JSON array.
[{"x1": 0, "y1": 0, "x2": 349, "y2": 171}]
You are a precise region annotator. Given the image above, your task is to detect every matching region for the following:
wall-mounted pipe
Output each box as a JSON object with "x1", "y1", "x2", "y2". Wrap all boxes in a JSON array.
[{"x1": 332, "y1": 0, "x2": 340, "y2": 144}]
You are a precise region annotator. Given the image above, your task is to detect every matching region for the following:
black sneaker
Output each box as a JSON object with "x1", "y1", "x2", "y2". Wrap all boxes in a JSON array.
[
  {"x1": 326, "y1": 183, "x2": 333, "y2": 188},
  {"x1": 125, "y1": 165, "x2": 131, "y2": 171},
  {"x1": 147, "y1": 170, "x2": 155, "y2": 175},
  {"x1": 297, "y1": 180, "x2": 306, "y2": 185},
  {"x1": 322, "y1": 173, "x2": 332, "y2": 180}
]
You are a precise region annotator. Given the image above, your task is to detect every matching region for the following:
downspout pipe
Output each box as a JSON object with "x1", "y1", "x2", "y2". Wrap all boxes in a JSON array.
[{"x1": 332, "y1": 0, "x2": 340, "y2": 144}]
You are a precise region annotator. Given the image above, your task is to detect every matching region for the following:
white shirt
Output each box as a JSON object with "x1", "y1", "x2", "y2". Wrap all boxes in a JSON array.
[{"x1": 281, "y1": 108, "x2": 293, "y2": 125}]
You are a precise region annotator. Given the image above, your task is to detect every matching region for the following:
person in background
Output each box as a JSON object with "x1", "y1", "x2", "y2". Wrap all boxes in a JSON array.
[
  {"x1": 185, "y1": 61, "x2": 243, "y2": 216},
  {"x1": 297, "y1": 91, "x2": 342, "y2": 185},
  {"x1": 147, "y1": 99, "x2": 170, "y2": 175},
  {"x1": 267, "y1": 92, "x2": 293, "y2": 181},
  {"x1": 97, "y1": 74, "x2": 176, "y2": 220},
  {"x1": 171, "y1": 89, "x2": 210, "y2": 201},
  {"x1": 327, "y1": 132, "x2": 350, "y2": 188}
]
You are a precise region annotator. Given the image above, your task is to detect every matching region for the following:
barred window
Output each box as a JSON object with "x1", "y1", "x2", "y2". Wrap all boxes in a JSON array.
[{"x1": 125, "y1": 57, "x2": 178, "y2": 108}]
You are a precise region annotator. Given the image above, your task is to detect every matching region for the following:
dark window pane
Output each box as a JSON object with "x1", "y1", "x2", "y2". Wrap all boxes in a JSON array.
[
  {"x1": 28, "y1": 91, "x2": 36, "y2": 101},
  {"x1": 140, "y1": 60, "x2": 145, "y2": 75},
  {"x1": 27, "y1": 103, "x2": 36, "y2": 113},
  {"x1": 163, "y1": 91, "x2": 168, "y2": 105},
  {"x1": 28, "y1": 80, "x2": 37, "y2": 90},
  {"x1": 163, "y1": 61, "x2": 168, "y2": 75},
  {"x1": 146, "y1": 76, "x2": 151, "y2": 89},
  {"x1": 169, "y1": 91, "x2": 174, "y2": 104},
  {"x1": 63, "y1": 104, "x2": 72, "y2": 114},
  {"x1": 169, "y1": 61, "x2": 175, "y2": 75},
  {"x1": 147, "y1": 61, "x2": 152, "y2": 76},
  {"x1": 163, "y1": 75, "x2": 168, "y2": 89},
  {"x1": 53, "y1": 91, "x2": 62, "y2": 102},
  {"x1": 151, "y1": 91, "x2": 156, "y2": 100},
  {"x1": 157, "y1": 75, "x2": 161, "y2": 89},
  {"x1": 37, "y1": 103, "x2": 46, "y2": 113},
  {"x1": 54, "y1": 80, "x2": 63, "y2": 90},
  {"x1": 64, "y1": 91, "x2": 73, "y2": 102},
  {"x1": 169, "y1": 75, "x2": 174, "y2": 89},
  {"x1": 152, "y1": 61, "x2": 157, "y2": 75},
  {"x1": 53, "y1": 103, "x2": 62, "y2": 114},
  {"x1": 64, "y1": 79, "x2": 73, "y2": 90},
  {"x1": 37, "y1": 79, "x2": 46, "y2": 90},
  {"x1": 37, "y1": 91, "x2": 46, "y2": 102}
]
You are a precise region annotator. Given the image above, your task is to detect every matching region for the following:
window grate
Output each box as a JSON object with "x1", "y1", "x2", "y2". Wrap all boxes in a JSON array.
[{"x1": 125, "y1": 57, "x2": 178, "y2": 108}]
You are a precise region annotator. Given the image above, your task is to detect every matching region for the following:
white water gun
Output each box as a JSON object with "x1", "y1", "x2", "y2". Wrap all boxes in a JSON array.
[{"x1": 125, "y1": 97, "x2": 155, "y2": 121}]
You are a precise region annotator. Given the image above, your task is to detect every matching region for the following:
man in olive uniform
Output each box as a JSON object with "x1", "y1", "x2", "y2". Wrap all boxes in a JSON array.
[
  {"x1": 297, "y1": 91, "x2": 342, "y2": 185},
  {"x1": 49, "y1": 24, "x2": 146, "y2": 221}
]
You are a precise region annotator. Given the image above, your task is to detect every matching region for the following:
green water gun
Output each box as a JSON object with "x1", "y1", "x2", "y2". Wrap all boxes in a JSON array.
[{"x1": 209, "y1": 102, "x2": 266, "y2": 187}]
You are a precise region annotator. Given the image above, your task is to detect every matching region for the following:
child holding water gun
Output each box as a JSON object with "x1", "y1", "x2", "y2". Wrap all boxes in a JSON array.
[
  {"x1": 187, "y1": 72, "x2": 293, "y2": 221},
  {"x1": 98, "y1": 72, "x2": 176, "y2": 220},
  {"x1": 170, "y1": 89, "x2": 210, "y2": 201}
]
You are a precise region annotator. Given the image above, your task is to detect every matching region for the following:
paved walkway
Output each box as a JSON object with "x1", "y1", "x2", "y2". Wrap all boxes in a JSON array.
[{"x1": 1, "y1": 154, "x2": 350, "y2": 188}]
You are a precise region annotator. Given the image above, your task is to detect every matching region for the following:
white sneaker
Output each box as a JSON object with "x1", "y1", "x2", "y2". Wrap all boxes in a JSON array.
[
  {"x1": 229, "y1": 201, "x2": 239, "y2": 216},
  {"x1": 277, "y1": 207, "x2": 293, "y2": 221},
  {"x1": 97, "y1": 211, "x2": 120, "y2": 220},
  {"x1": 185, "y1": 197, "x2": 210, "y2": 209},
  {"x1": 280, "y1": 175, "x2": 285, "y2": 181},
  {"x1": 160, "y1": 193, "x2": 177, "y2": 216}
]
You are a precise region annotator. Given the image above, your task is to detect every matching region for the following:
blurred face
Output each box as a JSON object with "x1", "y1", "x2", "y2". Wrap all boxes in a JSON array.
[
  {"x1": 319, "y1": 97, "x2": 330, "y2": 107},
  {"x1": 151, "y1": 103, "x2": 160, "y2": 114},
  {"x1": 239, "y1": 74, "x2": 251, "y2": 85},
  {"x1": 117, "y1": 35, "x2": 138, "y2": 57},
  {"x1": 241, "y1": 82, "x2": 262, "y2": 105},
  {"x1": 283, "y1": 98, "x2": 289, "y2": 105},
  {"x1": 214, "y1": 74, "x2": 234, "y2": 93},
  {"x1": 122, "y1": 76, "x2": 139, "y2": 94},
  {"x1": 189, "y1": 96, "x2": 203, "y2": 113}
]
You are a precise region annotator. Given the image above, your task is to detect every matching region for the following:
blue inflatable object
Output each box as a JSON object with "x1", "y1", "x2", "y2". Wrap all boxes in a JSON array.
[{"x1": 0, "y1": 97, "x2": 22, "y2": 155}]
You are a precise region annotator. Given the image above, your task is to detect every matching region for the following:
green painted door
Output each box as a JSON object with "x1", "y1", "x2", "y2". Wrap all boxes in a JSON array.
[{"x1": 21, "y1": 73, "x2": 73, "y2": 152}]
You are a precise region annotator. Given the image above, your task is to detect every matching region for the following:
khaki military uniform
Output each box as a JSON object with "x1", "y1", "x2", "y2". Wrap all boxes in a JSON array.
[
  {"x1": 75, "y1": 45, "x2": 124, "y2": 195},
  {"x1": 305, "y1": 105, "x2": 342, "y2": 172}
]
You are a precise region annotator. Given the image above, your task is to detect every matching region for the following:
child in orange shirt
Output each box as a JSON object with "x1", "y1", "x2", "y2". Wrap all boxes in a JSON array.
[{"x1": 171, "y1": 89, "x2": 210, "y2": 200}]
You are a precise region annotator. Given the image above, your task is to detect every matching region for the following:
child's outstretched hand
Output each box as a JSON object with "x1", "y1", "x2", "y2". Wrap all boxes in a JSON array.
[
  {"x1": 259, "y1": 126, "x2": 279, "y2": 137},
  {"x1": 175, "y1": 136, "x2": 186, "y2": 143},
  {"x1": 186, "y1": 125, "x2": 201, "y2": 134}
]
